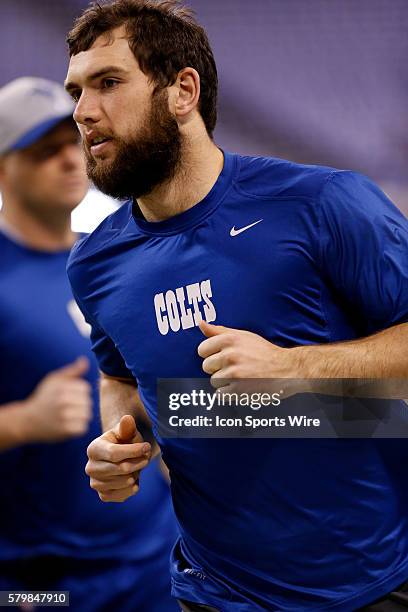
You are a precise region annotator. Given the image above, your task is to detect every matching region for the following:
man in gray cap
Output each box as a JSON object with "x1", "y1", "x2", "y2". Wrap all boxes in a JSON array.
[
  {"x1": 0, "y1": 77, "x2": 77, "y2": 155},
  {"x1": 0, "y1": 77, "x2": 178, "y2": 611}
]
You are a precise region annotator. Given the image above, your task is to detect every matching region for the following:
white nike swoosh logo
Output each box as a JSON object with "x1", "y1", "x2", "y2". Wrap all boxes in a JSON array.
[{"x1": 230, "y1": 219, "x2": 263, "y2": 237}]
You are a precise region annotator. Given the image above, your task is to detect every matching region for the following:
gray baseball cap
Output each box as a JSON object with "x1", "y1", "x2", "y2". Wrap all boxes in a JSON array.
[{"x1": 0, "y1": 77, "x2": 75, "y2": 155}]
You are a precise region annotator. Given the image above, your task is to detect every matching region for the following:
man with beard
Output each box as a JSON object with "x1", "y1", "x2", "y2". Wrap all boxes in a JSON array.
[
  {"x1": 0, "y1": 76, "x2": 178, "y2": 612},
  {"x1": 65, "y1": 1, "x2": 408, "y2": 611}
]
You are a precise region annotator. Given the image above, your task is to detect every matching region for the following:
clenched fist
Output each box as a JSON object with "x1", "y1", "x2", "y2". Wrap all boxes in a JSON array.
[
  {"x1": 86, "y1": 415, "x2": 151, "y2": 503},
  {"x1": 197, "y1": 320, "x2": 305, "y2": 397},
  {"x1": 25, "y1": 356, "x2": 92, "y2": 442}
]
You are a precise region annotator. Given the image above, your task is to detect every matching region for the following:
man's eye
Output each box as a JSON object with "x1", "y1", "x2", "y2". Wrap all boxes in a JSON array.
[
  {"x1": 102, "y1": 79, "x2": 118, "y2": 89},
  {"x1": 70, "y1": 91, "x2": 81, "y2": 102},
  {"x1": 34, "y1": 146, "x2": 59, "y2": 161}
]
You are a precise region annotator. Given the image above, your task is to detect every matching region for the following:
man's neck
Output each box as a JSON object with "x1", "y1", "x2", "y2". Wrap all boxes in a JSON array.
[
  {"x1": 0, "y1": 201, "x2": 77, "y2": 251},
  {"x1": 136, "y1": 133, "x2": 224, "y2": 222}
]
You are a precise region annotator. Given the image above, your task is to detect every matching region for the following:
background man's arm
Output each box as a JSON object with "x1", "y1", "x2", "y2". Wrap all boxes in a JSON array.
[
  {"x1": 0, "y1": 358, "x2": 92, "y2": 452},
  {"x1": 0, "y1": 401, "x2": 34, "y2": 451}
]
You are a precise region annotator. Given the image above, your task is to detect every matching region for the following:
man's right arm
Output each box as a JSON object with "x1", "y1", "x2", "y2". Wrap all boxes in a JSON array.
[
  {"x1": 86, "y1": 373, "x2": 152, "y2": 503},
  {"x1": 67, "y1": 280, "x2": 154, "y2": 501},
  {"x1": 99, "y1": 372, "x2": 149, "y2": 431}
]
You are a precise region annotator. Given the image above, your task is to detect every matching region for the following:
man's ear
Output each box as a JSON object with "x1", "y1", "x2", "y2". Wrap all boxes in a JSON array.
[{"x1": 173, "y1": 67, "x2": 201, "y2": 121}]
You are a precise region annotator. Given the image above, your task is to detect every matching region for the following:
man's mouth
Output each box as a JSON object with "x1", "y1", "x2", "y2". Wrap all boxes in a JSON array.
[{"x1": 89, "y1": 137, "x2": 113, "y2": 156}]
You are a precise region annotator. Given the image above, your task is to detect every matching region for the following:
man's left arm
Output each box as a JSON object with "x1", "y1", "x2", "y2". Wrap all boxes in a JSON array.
[
  {"x1": 296, "y1": 321, "x2": 408, "y2": 379},
  {"x1": 198, "y1": 318, "x2": 406, "y2": 373},
  {"x1": 198, "y1": 171, "x2": 408, "y2": 396}
]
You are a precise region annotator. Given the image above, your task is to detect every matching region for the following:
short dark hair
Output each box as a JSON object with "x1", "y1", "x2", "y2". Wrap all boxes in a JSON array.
[{"x1": 67, "y1": 0, "x2": 218, "y2": 137}]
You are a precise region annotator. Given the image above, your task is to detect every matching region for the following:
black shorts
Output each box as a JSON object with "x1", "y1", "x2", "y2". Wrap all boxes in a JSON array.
[
  {"x1": 178, "y1": 600, "x2": 219, "y2": 612},
  {"x1": 179, "y1": 579, "x2": 408, "y2": 612},
  {"x1": 359, "y1": 578, "x2": 408, "y2": 610}
]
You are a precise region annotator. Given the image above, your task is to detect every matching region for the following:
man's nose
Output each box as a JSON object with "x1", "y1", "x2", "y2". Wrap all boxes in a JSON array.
[{"x1": 73, "y1": 91, "x2": 101, "y2": 126}]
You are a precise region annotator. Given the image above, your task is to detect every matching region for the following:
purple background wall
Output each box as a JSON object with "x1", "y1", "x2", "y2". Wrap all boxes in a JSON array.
[{"x1": 1, "y1": 0, "x2": 407, "y2": 212}]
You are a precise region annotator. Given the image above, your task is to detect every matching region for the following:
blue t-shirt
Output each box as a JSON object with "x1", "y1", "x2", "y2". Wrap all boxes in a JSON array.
[
  {"x1": 67, "y1": 151, "x2": 408, "y2": 611},
  {"x1": 0, "y1": 230, "x2": 178, "y2": 567}
]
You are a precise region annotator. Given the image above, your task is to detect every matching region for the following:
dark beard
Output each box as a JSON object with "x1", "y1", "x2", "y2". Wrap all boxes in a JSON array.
[{"x1": 85, "y1": 90, "x2": 182, "y2": 200}]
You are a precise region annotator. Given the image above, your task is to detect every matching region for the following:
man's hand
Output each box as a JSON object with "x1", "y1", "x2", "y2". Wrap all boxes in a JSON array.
[
  {"x1": 86, "y1": 415, "x2": 151, "y2": 503},
  {"x1": 25, "y1": 357, "x2": 93, "y2": 442},
  {"x1": 198, "y1": 320, "x2": 408, "y2": 398},
  {"x1": 198, "y1": 320, "x2": 302, "y2": 383}
]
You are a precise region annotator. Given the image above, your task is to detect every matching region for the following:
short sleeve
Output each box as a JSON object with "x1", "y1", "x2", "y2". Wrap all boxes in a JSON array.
[
  {"x1": 72, "y1": 290, "x2": 134, "y2": 380},
  {"x1": 319, "y1": 171, "x2": 408, "y2": 334}
]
